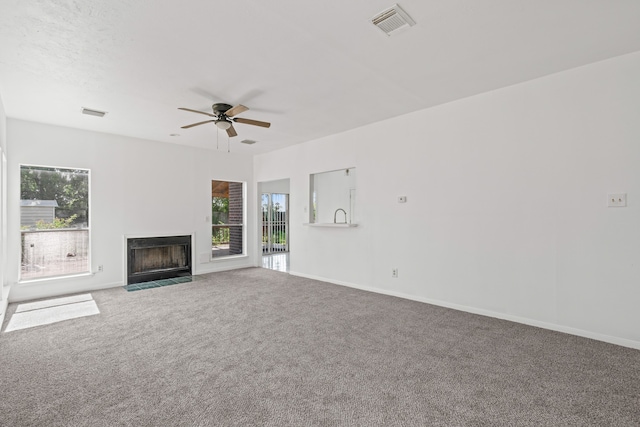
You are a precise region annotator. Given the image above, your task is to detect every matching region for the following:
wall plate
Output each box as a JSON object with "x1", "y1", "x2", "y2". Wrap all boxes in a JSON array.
[{"x1": 607, "y1": 193, "x2": 627, "y2": 207}]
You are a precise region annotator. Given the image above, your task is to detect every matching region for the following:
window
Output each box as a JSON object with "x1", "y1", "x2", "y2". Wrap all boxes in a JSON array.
[
  {"x1": 20, "y1": 165, "x2": 90, "y2": 280},
  {"x1": 211, "y1": 180, "x2": 244, "y2": 259}
]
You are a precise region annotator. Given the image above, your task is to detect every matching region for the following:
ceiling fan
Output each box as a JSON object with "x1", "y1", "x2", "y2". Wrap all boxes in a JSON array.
[{"x1": 178, "y1": 103, "x2": 271, "y2": 137}]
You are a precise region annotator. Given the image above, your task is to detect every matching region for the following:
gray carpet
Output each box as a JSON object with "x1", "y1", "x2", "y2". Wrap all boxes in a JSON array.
[{"x1": 1, "y1": 268, "x2": 639, "y2": 426}]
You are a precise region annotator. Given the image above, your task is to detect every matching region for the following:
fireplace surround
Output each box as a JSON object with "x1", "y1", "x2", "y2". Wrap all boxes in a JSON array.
[{"x1": 126, "y1": 235, "x2": 192, "y2": 285}]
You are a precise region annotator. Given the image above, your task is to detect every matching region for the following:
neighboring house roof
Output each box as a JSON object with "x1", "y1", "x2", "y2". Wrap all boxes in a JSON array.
[{"x1": 20, "y1": 200, "x2": 59, "y2": 207}]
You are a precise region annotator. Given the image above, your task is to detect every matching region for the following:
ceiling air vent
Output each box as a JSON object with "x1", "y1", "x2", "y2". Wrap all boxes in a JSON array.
[
  {"x1": 240, "y1": 139, "x2": 257, "y2": 145},
  {"x1": 81, "y1": 107, "x2": 107, "y2": 117},
  {"x1": 371, "y1": 4, "x2": 415, "y2": 36}
]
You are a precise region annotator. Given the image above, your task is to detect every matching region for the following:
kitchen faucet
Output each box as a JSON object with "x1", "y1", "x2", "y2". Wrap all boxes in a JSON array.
[{"x1": 334, "y1": 208, "x2": 347, "y2": 224}]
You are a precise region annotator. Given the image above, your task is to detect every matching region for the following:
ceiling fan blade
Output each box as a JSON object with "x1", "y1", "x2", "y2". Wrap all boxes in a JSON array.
[
  {"x1": 225, "y1": 104, "x2": 249, "y2": 117},
  {"x1": 226, "y1": 124, "x2": 238, "y2": 137},
  {"x1": 178, "y1": 107, "x2": 216, "y2": 117},
  {"x1": 181, "y1": 120, "x2": 215, "y2": 129},
  {"x1": 233, "y1": 117, "x2": 271, "y2": 128}
]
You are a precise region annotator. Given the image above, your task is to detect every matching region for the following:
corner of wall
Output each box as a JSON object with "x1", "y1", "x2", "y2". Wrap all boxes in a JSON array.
[
  {"x1": 0, "y1": 284, "x2": 9, "y2": 330},
  {"x1": 0, "y1": 92, "x2": 6, "y2": 154},
  {"x1": 0, "y1": 92, "x2": 8, "y2": 317}
]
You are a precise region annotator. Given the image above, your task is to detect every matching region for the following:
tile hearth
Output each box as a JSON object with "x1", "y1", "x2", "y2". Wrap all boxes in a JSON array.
[{"x1": 123, "y1": 276, "x2": 193, "y2": 292}]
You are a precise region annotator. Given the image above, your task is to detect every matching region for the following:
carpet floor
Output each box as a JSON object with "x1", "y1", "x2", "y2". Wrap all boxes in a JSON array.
[{"x1": 1, "y1": 268, "x2": 639, "y2": 426}]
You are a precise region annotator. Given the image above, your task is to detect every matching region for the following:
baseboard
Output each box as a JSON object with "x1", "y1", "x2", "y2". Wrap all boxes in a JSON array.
[
  {"x1": 195, "y1": 264, "x2": 253, "y2": 275},
  {"x1": 289, "y1": 271, "x2": 640, "y2": 351},
  {"x1": 0, "y1": 285, "x2": 10, "y2": 331},
  {"x1": 8, "y1": 281, "x2": 123, "y2": 303}
]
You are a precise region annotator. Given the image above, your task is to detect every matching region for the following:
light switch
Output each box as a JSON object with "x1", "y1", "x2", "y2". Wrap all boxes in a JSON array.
[{"x1": 607, "y1": 193, "x2": 627, "y2": 207}]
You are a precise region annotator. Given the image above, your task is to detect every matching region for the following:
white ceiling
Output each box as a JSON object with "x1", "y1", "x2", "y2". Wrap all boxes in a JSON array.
[{"x1": 1, "y1": 0, "x2": 639, "y2": 155}]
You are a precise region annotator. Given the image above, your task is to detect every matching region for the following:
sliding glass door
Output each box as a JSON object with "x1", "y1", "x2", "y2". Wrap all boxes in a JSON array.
[{"x1": 261, "y1": 193, "x2": 289, "y2": 254}]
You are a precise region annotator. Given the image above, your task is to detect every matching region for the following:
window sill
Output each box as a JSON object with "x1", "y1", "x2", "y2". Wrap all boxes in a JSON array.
[
  {"x1": 207, "y1": 254, "x2": 248, "y2": 263},
  {"x1": 303, "y1": 223, "x2": 359, "y2": 228},
  {"x1": 19, "y1": 272, "x2": 94, "y2": 285}
]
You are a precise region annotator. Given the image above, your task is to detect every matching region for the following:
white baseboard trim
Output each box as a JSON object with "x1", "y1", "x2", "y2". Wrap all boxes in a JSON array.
[
  {"x1": 195, "y1": 264, "x2": 252, "y2": 275},
  {"x1": 0, "y1": 285, "x2": 11, "y2": 331},
  {"x1": 8, "y1": 281, "x2": 123, "y2": 303},
  {"x1": 289, "y1": 271, "x2": 640, "y2": 350}
]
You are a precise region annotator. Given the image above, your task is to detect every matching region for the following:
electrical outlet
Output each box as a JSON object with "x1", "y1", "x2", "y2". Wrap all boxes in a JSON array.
[
  {"x1": 97, "y1": 265, "x2": 103, "y2": 272},
  {"x1": 392, "y1": 268, "x2": 398, "y2": 278},
  {"x1": 607, "y1": 193, "x2": 627, "y2": 207}
]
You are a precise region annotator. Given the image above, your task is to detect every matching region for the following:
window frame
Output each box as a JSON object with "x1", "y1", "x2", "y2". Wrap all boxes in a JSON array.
[
  {"x1": 210, "y1": 179, "x2": 246, "y2": 261},
  {"x1": 18, "y1": 163, "x2": 91, "y2": 283}
]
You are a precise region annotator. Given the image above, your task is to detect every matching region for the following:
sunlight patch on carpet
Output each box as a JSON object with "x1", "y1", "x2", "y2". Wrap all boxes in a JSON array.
[
  {"x1": 15, "y1": 293, "x2": 94, "y2": 313},
  {"x1": 5, "y1": 295, "x2": 99, "y2": 332}
]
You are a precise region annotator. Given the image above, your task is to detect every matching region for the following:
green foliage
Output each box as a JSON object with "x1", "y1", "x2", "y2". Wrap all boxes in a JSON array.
[
  {"x1": 212, "y1": 196, "x2": 228, "y2": 212},
  {"x1": 272, "y1": 230, "x2": 286, "y2": 244},
  {"x1": 212, "y1": 195, "x2": 230, "y2": 245},
  {"x1": 212, "y1": 223, "x2": 230, "y2": 245},
  {"x1": 261, "y1": 228, "x2": 286, "y2": 244},
  {"x1": 21, "y1": 166, "x2": 89, "y2": 226},
  {"x1": 212, "y1": 196, "x2": 229, "y2": 225},
  {"x1": 34, "y1": 215, "x2": 78, "y2": 230}
]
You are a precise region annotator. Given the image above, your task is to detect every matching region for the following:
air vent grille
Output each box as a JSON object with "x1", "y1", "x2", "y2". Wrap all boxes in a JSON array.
[
  {"x1": 372, "y1": 4, "x2": 415, "y2": 36},
  {"x1": 81, "y1": 107, "x2": 107, "y2": 117}
]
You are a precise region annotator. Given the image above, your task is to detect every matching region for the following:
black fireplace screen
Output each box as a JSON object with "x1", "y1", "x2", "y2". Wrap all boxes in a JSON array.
[{"x1": 127, "y1": 235, "x2": 192, "y2": 284}]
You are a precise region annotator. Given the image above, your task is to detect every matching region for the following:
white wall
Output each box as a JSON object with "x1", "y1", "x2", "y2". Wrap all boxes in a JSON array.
[
  {"x1": 0, "y1": 93, "x2": 6, "y2": 155},
  {"x1": 259, "y1": 178, "x2": 290, "y2": 195},
  {"x1": 255, "y1": 51, "x2": 640, "y2": 348},
  {"x1": 7, "y1": 119, "x2": 256, "y2": 302},
  {"x1": 0, "y1": 93, "x2": 8, "y2": 323}
]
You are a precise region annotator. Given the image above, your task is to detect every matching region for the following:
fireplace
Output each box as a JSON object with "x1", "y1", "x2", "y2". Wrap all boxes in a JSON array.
[{"x1": 126, "y1": 235, "x2": 192, "y2": 285}]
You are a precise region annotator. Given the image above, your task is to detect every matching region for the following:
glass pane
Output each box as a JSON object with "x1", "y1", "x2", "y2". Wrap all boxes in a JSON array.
[
  {"x1": 262, "y1": 193, "x2": 289, "y2": 255},
  {"x1": 20, "y1": 165, "x2": 90, "y2": 280},
  {"x1": 212, "y1": 180, "x2": 244, "y2": 258}
]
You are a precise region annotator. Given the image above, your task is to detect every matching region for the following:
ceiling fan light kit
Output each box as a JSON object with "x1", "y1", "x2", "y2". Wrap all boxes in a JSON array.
[
  {"x1": 215, "y1": 120, "x2": 231, "y2": 130},
  {"x1": 178, "y1": 102, "x2": 270, "y2": 140}
]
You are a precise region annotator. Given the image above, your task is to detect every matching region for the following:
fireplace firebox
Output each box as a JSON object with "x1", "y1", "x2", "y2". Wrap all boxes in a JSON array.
[{"x1": 126, "y1": 235, "x2": 192, "y2": 285}]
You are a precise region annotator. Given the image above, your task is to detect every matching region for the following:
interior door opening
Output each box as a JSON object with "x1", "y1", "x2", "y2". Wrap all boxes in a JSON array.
[{"x1": 262, "y1": 193, "x2": 289, "y2": 255}]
